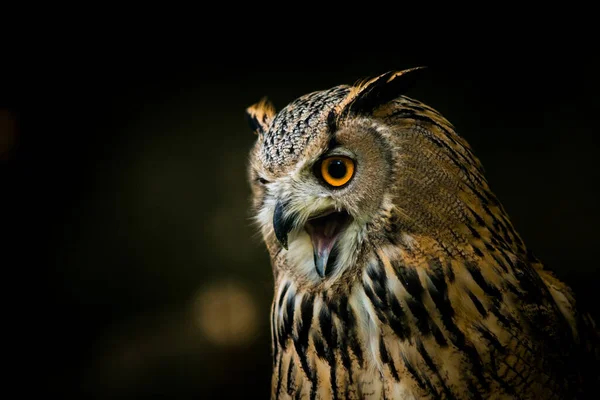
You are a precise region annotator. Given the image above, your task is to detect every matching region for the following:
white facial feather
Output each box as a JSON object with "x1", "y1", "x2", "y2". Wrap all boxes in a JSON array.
[
  {"x1": 286, "y1": 231, "x2": 317, "y2": 280},
  {"x1": 256, "y1": 173, "x2": 366, "y2": 285}
]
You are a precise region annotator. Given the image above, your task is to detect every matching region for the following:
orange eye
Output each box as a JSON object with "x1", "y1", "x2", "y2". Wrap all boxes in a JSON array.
[{"x1": 320, "y1": 156, "x2": 355, "y2": 187}]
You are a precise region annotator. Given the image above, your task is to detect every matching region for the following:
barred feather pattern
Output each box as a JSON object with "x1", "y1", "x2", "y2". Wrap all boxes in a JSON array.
[
  {"x1": 270, "y1": 243, "x2": 590, "y2": 399},
  {"x1": 248, "y1": 77, "x2": 599, "y2": 399}
]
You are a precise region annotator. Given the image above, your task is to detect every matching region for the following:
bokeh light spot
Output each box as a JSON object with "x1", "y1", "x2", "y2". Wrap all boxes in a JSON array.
[{"x1": 193, "y1": 280, "x2": 258, "y2": 346}]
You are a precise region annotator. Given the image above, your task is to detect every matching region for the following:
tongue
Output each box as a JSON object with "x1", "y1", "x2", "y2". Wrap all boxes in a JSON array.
[{"x1": 304, "y1": 212, "x2": 349, "y2": 277}]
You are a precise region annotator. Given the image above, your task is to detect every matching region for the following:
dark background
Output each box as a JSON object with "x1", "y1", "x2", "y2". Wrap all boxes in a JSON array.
[{"x1": 4, "y1": 42, "x2": 599, "y2": 398}]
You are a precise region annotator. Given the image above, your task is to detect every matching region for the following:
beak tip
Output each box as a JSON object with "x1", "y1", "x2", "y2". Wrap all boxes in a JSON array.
[
  {"x1": 274, "y1": 238, "x2": 287, "y2": 250},
  {"x1": 314, "y1": 252, "x2": 327, "y2": 278},
  {"x1": 274, "y1": 230, "x2": 289, "y2": 250}
]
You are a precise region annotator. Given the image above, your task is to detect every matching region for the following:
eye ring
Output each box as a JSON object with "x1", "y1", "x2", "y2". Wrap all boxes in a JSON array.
[{"x1": 319, "y1": 156, "x2": 355, "y2": 187}]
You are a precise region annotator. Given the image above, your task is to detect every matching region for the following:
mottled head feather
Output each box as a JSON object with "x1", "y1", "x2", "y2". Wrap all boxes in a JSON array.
[
  {"x1": 258, "y1": 86, "x2": 351, "y2": 170},
  {"x1": 252, "y1": 68, "x2": 426, "y2": 172},
  {"x1": 246, "y1": 97, "x2": 276, "y2": 136}
]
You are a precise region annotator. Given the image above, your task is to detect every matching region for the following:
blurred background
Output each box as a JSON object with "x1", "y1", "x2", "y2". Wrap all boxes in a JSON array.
[{"x1": 3, "y1": 40, "x2": 599, "y2": 398}]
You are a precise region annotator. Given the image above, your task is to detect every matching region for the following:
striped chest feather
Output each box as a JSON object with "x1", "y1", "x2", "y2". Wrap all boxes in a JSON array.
[{"x1": 269, "y1": 242, "x2": 579, "y2": 400}]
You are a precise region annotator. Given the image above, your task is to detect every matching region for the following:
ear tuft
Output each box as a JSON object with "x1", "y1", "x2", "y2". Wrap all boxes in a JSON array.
[
  {"x1": 345, "y1": 66, "x2": 427, "y2": 115},
  {"x1": 246, "y1": 97, "x2": 276, "y2": 136}
]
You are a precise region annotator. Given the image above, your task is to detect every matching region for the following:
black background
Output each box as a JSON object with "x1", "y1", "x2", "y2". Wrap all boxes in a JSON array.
[{"x1": 4, "y1": 35, "x2": 599, "y2": 399}]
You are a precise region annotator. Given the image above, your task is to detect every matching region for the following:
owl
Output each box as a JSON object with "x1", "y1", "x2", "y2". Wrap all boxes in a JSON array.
[{"x1": 246, "y1": 68, "x2": 599, "y2": 399}]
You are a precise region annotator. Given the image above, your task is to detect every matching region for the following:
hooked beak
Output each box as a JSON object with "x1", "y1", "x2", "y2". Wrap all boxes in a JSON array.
[
  {"x1": 273, "y1": 199, "x2": 352, "y2": 278},
  {"x1": 273, "y1": 200, "x2": 296, "y2": 250}
]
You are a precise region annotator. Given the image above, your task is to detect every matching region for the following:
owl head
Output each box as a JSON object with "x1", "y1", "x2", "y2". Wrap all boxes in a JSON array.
[{"x1": 247, "y1": 68, "x2": 495, "y2": 286}]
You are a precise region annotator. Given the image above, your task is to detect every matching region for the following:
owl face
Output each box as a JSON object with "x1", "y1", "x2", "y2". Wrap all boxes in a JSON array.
[
  {"x1": 252, "y1": 119, "x2": 394, "y2": 283},
  {"x1": 247, "y1": 69, "x2": 428, "y2": 284}
]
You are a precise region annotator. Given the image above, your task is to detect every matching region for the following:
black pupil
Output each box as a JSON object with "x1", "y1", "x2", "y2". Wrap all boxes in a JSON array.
[{"x1": 327, "y1": 159, "x2": 347, "y2": 179}]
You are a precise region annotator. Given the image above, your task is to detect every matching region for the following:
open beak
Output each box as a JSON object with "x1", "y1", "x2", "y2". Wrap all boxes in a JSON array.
[
  {"x1": 272, "y1": 200, "x2": 352, "y2": 278},
  {"x1": 305, "y1": 209, "x2": 352, "y2": 277}
]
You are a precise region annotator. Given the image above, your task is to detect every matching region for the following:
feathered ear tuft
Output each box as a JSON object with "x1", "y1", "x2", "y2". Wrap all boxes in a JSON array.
[
  {"x1": 246, "y1": 97, "x2": 276, "y2": 136},
  {"x1": 344, "y1": 66, "x2": 427, "y2": 116}
]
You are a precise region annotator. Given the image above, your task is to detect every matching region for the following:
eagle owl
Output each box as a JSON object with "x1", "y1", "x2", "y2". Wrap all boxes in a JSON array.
[{"x1": 246, "y1": 68, "x2": 599, "y2": 399}]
